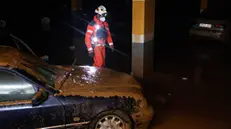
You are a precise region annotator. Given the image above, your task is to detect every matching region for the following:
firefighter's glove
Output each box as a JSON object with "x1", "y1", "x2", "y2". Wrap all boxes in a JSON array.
[
  {"x1": 110, "y1": 45, "x2": 114, "y2": 52},
  {"x1": 89, "y1": 51, "x2": 94, "y2": 57}
]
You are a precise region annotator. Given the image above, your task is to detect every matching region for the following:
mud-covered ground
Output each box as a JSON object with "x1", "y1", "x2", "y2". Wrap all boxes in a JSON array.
[
  {"x1": 145, "y1": 39, "x2": 231, "y2": 129},
  {"x1": 146, "y1": 71, "x2": 231, "y2": 129}
]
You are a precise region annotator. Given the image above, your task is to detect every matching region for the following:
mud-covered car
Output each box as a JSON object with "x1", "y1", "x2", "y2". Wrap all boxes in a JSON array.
[{"x1": 0, "y1": 45, "x2": 153, "y2": 129}]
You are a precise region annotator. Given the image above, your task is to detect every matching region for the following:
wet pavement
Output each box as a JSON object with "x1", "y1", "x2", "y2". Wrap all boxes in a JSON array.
[
  {"x1": 145, "y1": 72, "x2": 231, "y2": 129},
  {"x1": 144, "y1": 39, "x2": 231, "y2": 129}
]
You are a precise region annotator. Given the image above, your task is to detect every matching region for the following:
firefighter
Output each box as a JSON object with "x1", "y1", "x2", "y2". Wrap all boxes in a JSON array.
[{"x1": 85, "y1": 5, "x2": 114, "y2": 68}]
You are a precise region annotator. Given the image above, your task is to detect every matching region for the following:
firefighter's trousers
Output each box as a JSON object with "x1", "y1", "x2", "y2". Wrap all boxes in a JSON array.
[{"x1": 93, "y1": 46, "x2": 106, "y2": 67}]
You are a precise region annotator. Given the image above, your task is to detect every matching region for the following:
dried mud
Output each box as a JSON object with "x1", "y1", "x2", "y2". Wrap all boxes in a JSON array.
[{"x1": 0, "y1": 100, "x2": 31, "y2": 106}]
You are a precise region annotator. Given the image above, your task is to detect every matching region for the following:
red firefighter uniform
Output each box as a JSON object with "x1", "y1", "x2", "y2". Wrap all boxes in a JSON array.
[{"x1": 85, "y1": 15, "x2": 114, "y2": 67}]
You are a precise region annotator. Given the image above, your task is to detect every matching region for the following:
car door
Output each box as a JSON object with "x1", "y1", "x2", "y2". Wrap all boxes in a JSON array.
[
  {"x1": 36, "y1": 90, "x2": 65, "y2": 129},
  {"x1": 0, "y1": 69, "x2": 65, "y2": 129}
]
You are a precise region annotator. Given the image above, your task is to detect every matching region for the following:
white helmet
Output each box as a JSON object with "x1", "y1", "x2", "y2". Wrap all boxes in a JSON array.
[{"x1": 95, "y1": 5, "x2": 107, "y2": 16}]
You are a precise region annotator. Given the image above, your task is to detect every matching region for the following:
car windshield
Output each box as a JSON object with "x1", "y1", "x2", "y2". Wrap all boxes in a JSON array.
[
  {"x1": 5, "y1": 34, "x2": 61, "y2": 87},
  {"x1": 19, "y1": 50, "x2": 58, "y2": 87}
]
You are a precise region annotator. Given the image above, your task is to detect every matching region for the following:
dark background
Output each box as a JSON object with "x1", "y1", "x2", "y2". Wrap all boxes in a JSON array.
[
  {"x1": 1, "y1": 1, "x2": 231, "y2": 128},
  {"x1": 0, "y1": 0, "x2": 228, "y2": 74}
]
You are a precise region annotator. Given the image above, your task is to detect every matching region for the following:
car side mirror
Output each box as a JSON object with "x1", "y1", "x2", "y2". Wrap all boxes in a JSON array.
[
  {"x1": 40, "y1": 55, "x2": 49, "y2": 62},
  {"x1": 32, "y1": 89, "x2": 49, "y2": 106}
]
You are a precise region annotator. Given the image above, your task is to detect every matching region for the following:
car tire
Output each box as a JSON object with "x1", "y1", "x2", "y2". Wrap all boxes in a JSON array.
[{"x1": 88, "y1": 110, "x2": 133, "y2": 129}]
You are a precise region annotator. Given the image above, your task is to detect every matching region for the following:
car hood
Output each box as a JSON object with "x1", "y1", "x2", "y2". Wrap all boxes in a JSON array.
[{"x1": 54, "y1": 66, "x2": 144, "y2": 99}]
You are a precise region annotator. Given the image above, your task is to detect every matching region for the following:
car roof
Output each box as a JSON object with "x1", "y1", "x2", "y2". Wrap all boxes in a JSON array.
[{"x1": 0, "y1": 45, "x2": 20, "y2": 68}]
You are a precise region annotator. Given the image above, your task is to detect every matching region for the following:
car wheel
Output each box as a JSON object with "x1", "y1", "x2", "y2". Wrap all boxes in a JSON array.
[{"x1": 89, "y1": 110, "x2": 132, "y2": 129}]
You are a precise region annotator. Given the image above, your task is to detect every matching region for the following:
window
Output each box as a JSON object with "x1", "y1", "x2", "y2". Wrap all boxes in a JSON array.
[{"x1": 0, "y1": 70, "x2": 36, "y2": 102}]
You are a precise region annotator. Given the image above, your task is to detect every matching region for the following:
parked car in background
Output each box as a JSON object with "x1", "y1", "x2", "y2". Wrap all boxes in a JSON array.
[{"x1": 189, "y1": 8, "x2": 231, "y2": 44}]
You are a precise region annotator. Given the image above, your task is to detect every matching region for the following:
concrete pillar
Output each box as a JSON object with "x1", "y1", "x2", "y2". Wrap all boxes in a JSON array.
[
  {"x1": 132, "y1": 0, "x2": 155, "y2": 79},
  {"x1": 71, "y1": 0, "x2": 82, "y2": 11},
  {"x1": 200, "y1": 0, "x2": 207, "y2": 12}
]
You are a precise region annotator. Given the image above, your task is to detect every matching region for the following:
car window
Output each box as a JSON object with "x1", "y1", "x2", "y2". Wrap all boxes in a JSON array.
[{"x1": 0, "y1": 70, "x2": 36, "y2": 102}]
